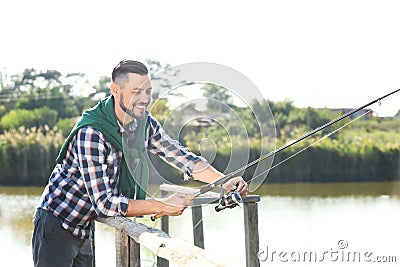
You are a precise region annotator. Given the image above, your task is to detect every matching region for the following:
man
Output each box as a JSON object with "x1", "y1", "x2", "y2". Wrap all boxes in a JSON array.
[{"x1": 32, "y1": 60, "x2": 248, "y2": 267}]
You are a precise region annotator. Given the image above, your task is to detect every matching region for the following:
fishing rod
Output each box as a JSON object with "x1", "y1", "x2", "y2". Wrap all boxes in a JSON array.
[{"x1": 151, "y1": 88, "x2": 400, "y2": 220}]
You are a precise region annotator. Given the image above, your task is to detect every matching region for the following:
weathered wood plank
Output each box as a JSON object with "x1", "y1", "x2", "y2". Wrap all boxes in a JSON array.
[
  {"x1": 97, "y1": 216, "x2": 226, "y2": 267},
  {"x1": 159, "y1": 183, "x2": 220, "y2": 198}
]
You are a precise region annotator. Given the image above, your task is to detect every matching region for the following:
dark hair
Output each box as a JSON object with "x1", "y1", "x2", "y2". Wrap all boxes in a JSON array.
[{"x1": 112, "y1": 60, "x2": 149, "y2": 86}]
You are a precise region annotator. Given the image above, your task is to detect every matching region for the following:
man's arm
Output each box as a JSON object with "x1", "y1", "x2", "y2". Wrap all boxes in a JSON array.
[
  {"x1": 191, "y1": 160, "x2": 248, "y2": 197},
  {"x1": 75, "y1": 127, "x2": 190, "y2": 218},
  {"x1": 126, "y1": 194, "x2": 192, "y2": 217},
  {"x1": 146, "y1": 115, "x2": 248, "y2": 198}
]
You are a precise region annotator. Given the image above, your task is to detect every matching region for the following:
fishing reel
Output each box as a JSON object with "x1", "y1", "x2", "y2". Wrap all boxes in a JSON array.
[{"x1": 215, "y1": 189, "x2": 243, "y2": 212}]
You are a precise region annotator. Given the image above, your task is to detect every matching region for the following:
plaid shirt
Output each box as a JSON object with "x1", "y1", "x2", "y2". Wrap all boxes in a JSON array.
[{"x1": 39, "y1": 113, "x2": 203, "y2": 239}]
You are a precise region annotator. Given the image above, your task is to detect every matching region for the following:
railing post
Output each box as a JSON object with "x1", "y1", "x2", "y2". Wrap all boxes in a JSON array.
[
  {"x1": 157, "y1": 189, "x2": 169, "y2": 267},
  {"x1": 115, "y1": 229, "x2": 141, "y2": 267},
  {"x1": 243, "y1": 196, "x2": 260, "y2": 267},
  {"x1": 92, "y1": 224, "x2": 96, "y2": 267},
  {"x1": 129, "y1": 236, "x2": 141, "y2": 267},
  {"x1": 192, "y1": 205, "x2": 205, "y2": 249}
]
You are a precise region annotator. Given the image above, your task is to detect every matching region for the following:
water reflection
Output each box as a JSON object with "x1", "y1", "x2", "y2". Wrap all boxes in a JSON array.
[
  {"x1": 1, "y1": 184, "x2": 399, "y2": 267},
  {"x1": 0, "y1": 192, "x2": 41, "y2": 266}
]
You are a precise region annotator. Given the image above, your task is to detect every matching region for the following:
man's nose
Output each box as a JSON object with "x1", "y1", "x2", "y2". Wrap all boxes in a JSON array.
[{"x1": 138, "y1": 91, "x2": 151, "y2": 103}]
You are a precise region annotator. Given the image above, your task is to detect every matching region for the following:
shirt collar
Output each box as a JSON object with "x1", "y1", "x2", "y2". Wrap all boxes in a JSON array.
[{"x1": 117, "y1": 119, "x2": 137, "y2": 133}]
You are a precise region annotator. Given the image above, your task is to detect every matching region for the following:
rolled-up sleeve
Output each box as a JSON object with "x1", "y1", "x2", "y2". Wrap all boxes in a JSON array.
[{"x1": 146, "y1": 115, "x2": 208, "y2": 180}]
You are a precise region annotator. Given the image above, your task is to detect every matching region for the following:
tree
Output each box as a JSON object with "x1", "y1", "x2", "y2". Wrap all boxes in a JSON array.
[
  {"x1": 267, "y1": 100, "x2": 296, "y2": 138},
  {"x1": 36, "y1": 70, "x2": 62, "y2": 88},
  {"x1": 148, "y1": 98, "x2": 170, "y2": 124},
  {"x1": 14, "y1": 87, "x2": 79, "y2": 119},
  {"x1": 6, "y1": 68, "x2": 87, "y2": 98},
  {"x1": 201, "y1": 83, "x2": 232, "y2": 112},
  {"x1": 0, "y1": 68, "x2": 88, "y2": 119},
  {"x1": 0, "y1": 105, "x2": 5, "y2": 117},
  {"x1": 89, "y1": 76, "x2": 110, "y2": 99},
  {"x1": 12, "y1": 68, "x2": 37, "y2": 93},
  {"x1": 10, "y1": 68, "x2": 64, "y2": 94},
  {"x1": 146, "y1": 59, "x2": 185, "y2": 99}
]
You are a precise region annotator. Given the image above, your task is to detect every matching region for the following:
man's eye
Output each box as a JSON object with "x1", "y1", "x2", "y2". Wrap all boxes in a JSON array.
[{"x1": 146, "y1": 89, "x2": 152, "y2": 95}]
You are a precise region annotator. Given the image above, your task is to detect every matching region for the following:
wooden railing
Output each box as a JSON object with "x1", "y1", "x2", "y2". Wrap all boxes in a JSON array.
[
  {"x1": 96, "y1": 215, "x2": 225, "y2": 267},
  {"x1": 97, "y1": 184, "x2": 260, "y2": 267}
]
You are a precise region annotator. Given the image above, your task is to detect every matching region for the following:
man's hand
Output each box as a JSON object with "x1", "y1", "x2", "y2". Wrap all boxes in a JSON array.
[
  {"x1": 222, "y1": 176, "x2": 248, "y2": 198},
  {"x1": 156, "y1": 193, "x2": 193, "y2": 216},
  {"x1": 190, "y1": 161, "x2": 249, "y2": 198}
]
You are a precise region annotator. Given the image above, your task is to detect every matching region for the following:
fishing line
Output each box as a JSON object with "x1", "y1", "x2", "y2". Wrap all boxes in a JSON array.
[
  {"x1": 190, "y1": 110, "x2": 369, "y2": 215},
  {"x1": 194, "y1": 89, "x2": 400, "y2": 196},
  {"x1": 150, "y1": 88, "x2": 400, "y2": 220},
  {"x1": 246, "y1": 109, "x2": 371, "y2": 185},
  {"x1": 152, "y1": 111, "x2": 370, "y2": 221}
]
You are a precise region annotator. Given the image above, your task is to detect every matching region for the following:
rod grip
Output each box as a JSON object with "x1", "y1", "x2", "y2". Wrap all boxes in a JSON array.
[{"x1": 150, "y1": 194, "x2": 195, "y2": 221}]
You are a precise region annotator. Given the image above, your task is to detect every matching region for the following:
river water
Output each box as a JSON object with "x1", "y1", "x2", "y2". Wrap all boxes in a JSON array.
[{"x1": 0, "y1": 183, "x2": 399, "y2": 267}]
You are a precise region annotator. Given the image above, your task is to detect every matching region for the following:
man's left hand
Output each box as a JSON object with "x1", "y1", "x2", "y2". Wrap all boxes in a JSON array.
[{"x1": 222, "y1": 176, "x2": 248, "y2": 198}]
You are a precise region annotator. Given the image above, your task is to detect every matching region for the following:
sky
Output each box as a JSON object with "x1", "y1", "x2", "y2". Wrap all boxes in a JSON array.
[{"x1": 1, "y1": 0, "x2": 400, "y2": 116}]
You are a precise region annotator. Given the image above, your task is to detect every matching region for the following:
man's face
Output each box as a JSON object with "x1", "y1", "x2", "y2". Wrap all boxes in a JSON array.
[{"x1": 118, "y1": 73, "x2": 152, "y2": 121}]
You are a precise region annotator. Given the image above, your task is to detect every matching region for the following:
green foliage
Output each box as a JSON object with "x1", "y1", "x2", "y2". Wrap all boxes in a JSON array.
[
  {"x1": 201, "y1": 83, "x2": 232, "y2": 112},
  {"x1": 89, "y1": 76, "x2": 110, "y2": 99},
  {"x1": 14, "y1": 87, "x2": 79, "y2": 119},
  {"x1": 267, "y1": 100, "x2": 296, "y2": 138},
  {"x1": 11, "y1": 68, "x2": 73, "y2": 94},
  {"x1": 149, "y1": 98, "x2": 170, "y2": 125},
  {"x1": 0, "y1": 126, "x2": 64, "y2": 185},
  {"x1": 34, "y1": 107, "x2": 58, "y2": 128},
  {"x1": 1, "y1": 65, "x2": 399, "y2": 185},
  {"x1": 74, "y1": 97, "x2": 98, "y2": 115},
  {"x1": 1, "y1": 107, "x2": 58, "y2": 130},
  {"x1": 57, "y1": 117, "x2": 76, "y2": 137},
  {"x1": 0, "y1": 109, "x2": 33, "y2": 129},
  {"x1": 146, "y1": 59, "x2": 180, "y2": 99},
  {"x1": 0, "y1": 105, "x2": 6, "y2": 117},
  {"x1": 347, "y1": 116, "x2": 400, "y2": 132},
  {"x1": 1, "y1": 68, "x2": 90, "y2": 120}
]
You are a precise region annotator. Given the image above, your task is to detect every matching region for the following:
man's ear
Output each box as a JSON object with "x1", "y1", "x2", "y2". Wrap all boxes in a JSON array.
[{"x1": 110, "y1": 82, "x2": 120, "y2": 97}]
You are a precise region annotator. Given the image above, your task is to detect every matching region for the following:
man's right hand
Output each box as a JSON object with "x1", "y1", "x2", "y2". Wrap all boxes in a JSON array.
[
  {"x1": 156, "y1": 193, "x2": 193, "y2": 216},
  {"x1": 125, "y1": 193, "x2": 192, "y2": 218}
]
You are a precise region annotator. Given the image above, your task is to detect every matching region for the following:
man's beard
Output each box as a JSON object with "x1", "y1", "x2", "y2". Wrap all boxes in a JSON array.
[{"x1": 119, "y1": 94, "x2": 139, "y2": 120}]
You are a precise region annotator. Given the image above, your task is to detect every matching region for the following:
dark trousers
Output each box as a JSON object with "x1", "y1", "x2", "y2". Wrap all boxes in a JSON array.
[{"x1": 32, "y1": 208, "x2": 94, "y2": 267}]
